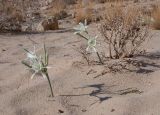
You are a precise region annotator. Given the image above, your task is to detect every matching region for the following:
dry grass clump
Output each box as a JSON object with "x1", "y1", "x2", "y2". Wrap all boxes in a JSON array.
[
  {"x1": 1, "y1": 1, "x2": 25, "y2": 21},
  {"x1": 92, "y1": 0, "x2": 124, "y2": 3},
  {"x1": 75, "y1": 8, "x2": 93, "y2": 24},
  {"x1": 100, "y1": 4, "x2": 149, "y2": 59},
  {"x1": 94, "y1": 0, "x2": 107, "y2": 3},
  {"x1": 151, "y1": 5, "x2": 160, "y2": 30},
  {"x1": 62, "y1": 0, "x2": 77, "y2": 4},
  {"x1": 74, "y1": 0, "x2": 125, "y2": 24},
  {"x1": 47, "y1": 0, "x2": 67, "y2": 19},
  {"x1": 0, "y1": 1, "x2": 25, "y2": 32},
  {"x1": 74, "y1": 1, "x2": 95, "y2": 24}
]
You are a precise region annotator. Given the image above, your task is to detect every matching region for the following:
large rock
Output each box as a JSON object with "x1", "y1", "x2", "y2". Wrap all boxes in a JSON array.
[{"x1": 36, "y1": 16, "x2": 59, "y2": 32}]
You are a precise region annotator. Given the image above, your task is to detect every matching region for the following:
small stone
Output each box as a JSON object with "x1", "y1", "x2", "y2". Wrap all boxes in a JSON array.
[
  {"x1": 37, "y1": 16, "x2": 59, "y2": 32},
  {"x1": 82, "y1": 109, "x2": 87, "y2": 112},
  {"x1": 58, "y1": 109, "x2": 64, "y2": 113},
  {"x1": 2, "y1": 49, "x2": 6, "y2": 51},
  {"x1": 111, "y1": 109, "x2": 115, "y2": 112}
]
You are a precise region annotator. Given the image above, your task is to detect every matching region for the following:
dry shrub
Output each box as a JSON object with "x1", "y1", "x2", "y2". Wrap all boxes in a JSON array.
[
  {"x1": 47, "y1": 0, "x2": 67, "y2": 19},
  {"x1": 75, "y1": 8, "x2": 93, "y2": 24},
  {"x1": 1, "y1": 1, "x2": 25, "y2": 21},
  {"x1": 0, "y1": 1, "x2": 25, "y2": 32},
  {"x1": 62, "y1": 0, "x2": 77, "y2": 4},
  {"x1": 151, "y1": 5, "x2": 160, "y2": 30},
  {"x1": 98, "y1": 0, "x2": 124, "y2": 3},
  {"x1": 100, "y1": 4, "x2": 149, "y2": 59},
  {"x1": 8, "y1": 8, "x2": 24, "y2": 22},
  {"x1": 76, "y1": 46, "x2": 91, "y2": 65},
  {"x1": 74, "y1": 1, "x2": 95, "y2": 24},
  {"x1": 94, "y1": 0, "x2": 107, "y2": 3}
]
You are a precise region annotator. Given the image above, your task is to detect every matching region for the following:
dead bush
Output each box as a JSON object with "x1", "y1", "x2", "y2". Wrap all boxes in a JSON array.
[
  {"x1": 47, "y1": 0, "x2": 68, "y2": 19},
  {"x1": 100, "y1": 5, "x2": 149, "y2": 59},
  {"x1": 151, "y1": 5, "x2": 160, "y2": 30},
  {"x1": 74, "y1": 1, "x2": 95, "y2": 24},
  {"x1": 94, "y1": 0, "x2": 107, "y2": 3},
  {"x1": 75, "y1": 8, "x2": 93, "y2": 24},
  {"x1": 0, "y1": 1, "x2": 25, "y2": 32},
  {"x1": 76, "y1": 46, "x2": 91, "y2": 65},
  {"x1": 62, "y1": 0, "x2": 77, "y2": 4}
]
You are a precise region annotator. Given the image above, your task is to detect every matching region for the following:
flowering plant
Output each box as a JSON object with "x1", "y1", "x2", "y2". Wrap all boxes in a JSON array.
[
  {"x1": 74, "y1": 20, "x2": 103, "y2": 64},
  {"x1": 22, "y1": 44, "x2": 54, "y2": 97}
]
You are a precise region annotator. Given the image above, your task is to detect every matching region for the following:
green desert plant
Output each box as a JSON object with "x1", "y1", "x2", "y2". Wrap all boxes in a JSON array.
[
  {"x1": 74, "y1": 20, "x2": 104, "y2": 64},
  {"x1": 22, "y1": 44, "x2": 54, "y2": 97}
]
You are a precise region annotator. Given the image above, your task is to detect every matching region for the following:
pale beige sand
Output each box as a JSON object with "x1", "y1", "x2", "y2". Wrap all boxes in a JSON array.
[{"x1": 0, "y1": 24, "x2": 160, "y2": 115}]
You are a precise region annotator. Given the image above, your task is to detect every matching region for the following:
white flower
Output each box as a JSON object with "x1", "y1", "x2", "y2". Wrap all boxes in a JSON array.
[
  {"x1": 86, "y1": 36, "x2": 98, "y2": 53},
  {"x1": 25, "y1": 46, "x2": 37, "y2": 60},
  {"x1": 73, "y1": 20, "x2": 88, "y2": 34},
  {"x1": 27, "y1": 52, "x2": 37, "y2": 59},
  {"x1": 23, "y1": 46, "x2": 51, "y2": 79}
]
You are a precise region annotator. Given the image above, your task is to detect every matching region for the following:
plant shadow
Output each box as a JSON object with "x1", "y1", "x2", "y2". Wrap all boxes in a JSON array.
[
  {"x1": 104, "y1": 52, "x2": 160, "y2": 74},
  {"x1": 60, "y1": 83, "x2": 113, "y2": 103},
  {"x1": 60, "y1": 83, "x2": 143, "y2": 105},
  {"x1": 131, "y1": 51, "x2": 160, "y2": 74}
]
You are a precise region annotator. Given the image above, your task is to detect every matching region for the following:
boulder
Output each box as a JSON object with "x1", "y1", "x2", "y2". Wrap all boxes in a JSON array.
[{"x1": 36, "y1": 16, "x2": 59, "y2": 32}]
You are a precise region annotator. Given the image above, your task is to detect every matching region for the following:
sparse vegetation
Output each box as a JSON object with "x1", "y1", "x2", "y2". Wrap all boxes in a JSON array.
[
  {"x1": 22, "y1": 44, "x2": 54, "y2": 97},
  {"x1": 74, "y1": 20, "x2": 104, "y2": 64},
  {"x1": 74, "y1": 1, "x2": 95, "y2": 24},
  {"x1": 1, "y1": 1, "x2": 160, "y2": 115},
  {"x1": 100, "y1": 4, "x2": 149, "y2": 59},
  {"x1": 47, "y1": 0, "x2": 67, "y2": 19},
  {"x1": 0, "y1": 1, "x2": 25, "y2": 32},
  {"x1": 151, "y1": 5, "x2": 160, "y2": 30}
]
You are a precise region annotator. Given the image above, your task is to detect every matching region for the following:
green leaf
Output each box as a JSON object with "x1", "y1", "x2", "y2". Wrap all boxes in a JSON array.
[
  {"x1": 23, "y1": 48, "x2": 31, "y2": 54},
  {"x1": 44, "y1": 43, "x2": 49, "y2": 66},
  {"x1": 46, "y1": 53, "x2": 49, "y2": 66},
  {"x1": 22, "y1": 61, "x2": 32, "y2": 68}
]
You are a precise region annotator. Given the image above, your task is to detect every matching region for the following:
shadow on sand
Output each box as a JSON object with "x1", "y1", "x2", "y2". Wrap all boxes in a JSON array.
[
  {"x1": 130, "y1": 52, "x2": 160, "y2": 74},
  {"x1": 60, "y1": 83, "x2": 113, "y2": 104},
  {"x1": 60, "y1": 83, "x2": 143, "y2": 106}
]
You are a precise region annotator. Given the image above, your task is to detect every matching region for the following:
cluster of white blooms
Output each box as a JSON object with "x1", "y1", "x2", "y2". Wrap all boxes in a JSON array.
[{"x1": 74, "y1": 20, "x2": 98, "y2": 53}]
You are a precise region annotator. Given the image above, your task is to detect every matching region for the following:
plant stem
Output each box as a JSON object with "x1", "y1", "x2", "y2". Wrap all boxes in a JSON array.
[
  {"x1": 96, "y1": 52, "x2": 104, "y2": 65},
  {"x1": 45, "y1": 72, "x2": 54, "y2": 97},
  {"x1": 109, "y1": 43, "x2": 113, "y2": 59},
  {"x1": 77, "y1": 33, "x2": 88, "y2": 40}
]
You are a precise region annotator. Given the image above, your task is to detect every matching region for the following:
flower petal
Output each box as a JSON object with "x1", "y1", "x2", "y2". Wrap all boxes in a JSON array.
[
  {"x1": 31, "y1": 72, "x2": 37, "y2": 79},
  {"x1": 42, "y1": 73, "x2": 47, "y2": 79},
  {"x1": 86, "y1": 46, "x2": 90, "y2": 52},
  {"x1": 86, "y1": 46, "x2": 97, "y2": 53},
  {"x1": 93, "y1": 47, "x2": 97, "y2": 52}
]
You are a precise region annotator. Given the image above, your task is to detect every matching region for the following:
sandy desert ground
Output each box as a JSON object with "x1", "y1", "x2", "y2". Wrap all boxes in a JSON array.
[
  {"x1": 0, "y1": 20, "x2": 160, "y2": 115},
  {"x1": 1, "y1": 0, "x2": 160, "y2": 115}
]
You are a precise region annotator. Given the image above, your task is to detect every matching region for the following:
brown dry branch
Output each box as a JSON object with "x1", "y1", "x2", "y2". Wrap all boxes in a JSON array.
[
  {"x1": 47, "y1": 0, "x2": 67, "y2": 19},
  {"x1": 75, "y1": 46, "x2": 91, "y2": 66},
  {"x1": 151, "y1": 5, "x2": 160, "y2": 30},
  {"x1": 74, "y1": 1, "x2": 95, "y2": 24},
  {"x1": 100, "y1": 5, "x2": 149, "y2": 59}
]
